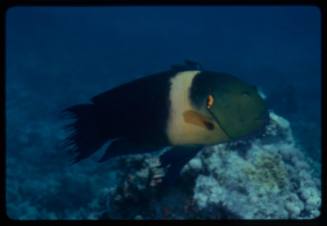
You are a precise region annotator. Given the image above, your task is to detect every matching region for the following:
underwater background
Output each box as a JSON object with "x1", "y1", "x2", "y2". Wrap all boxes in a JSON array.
[{"x1": 5, "y1": 6, "x2": 321, "y2": 219}]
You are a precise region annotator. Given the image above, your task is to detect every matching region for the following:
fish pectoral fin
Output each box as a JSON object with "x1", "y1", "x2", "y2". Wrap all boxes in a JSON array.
[{"x1": 183, "y1": 110, "x2": 214, "y2": 130}]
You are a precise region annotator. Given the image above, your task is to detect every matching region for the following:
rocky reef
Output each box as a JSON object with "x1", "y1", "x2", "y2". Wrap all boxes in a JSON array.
[
  {"x1": 6, "y1": 92, "x2": 321, "y2": 219},
  {"x1": 96, "y1": 112, "x2": 321, "y2": 219}
]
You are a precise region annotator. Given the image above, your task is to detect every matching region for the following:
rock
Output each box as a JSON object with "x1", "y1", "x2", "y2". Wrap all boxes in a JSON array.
[{"x1": 102, "y1": 112, "x2": 321, "y2": 219}]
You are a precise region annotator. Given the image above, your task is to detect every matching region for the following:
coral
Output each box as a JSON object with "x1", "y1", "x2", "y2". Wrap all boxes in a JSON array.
[
  {"x1": 190, "y1": 112, "x2": 321, "y2": 219},
  {"x1": 244, "y1": 152, "x2": 287, "y2": 192},
  {"x1": 103, "y1": 111, "x2": 321, "y2": 219}
]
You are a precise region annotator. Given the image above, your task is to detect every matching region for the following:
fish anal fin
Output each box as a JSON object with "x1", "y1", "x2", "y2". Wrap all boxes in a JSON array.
[
  {"x1": 159, "y1": 146, "x2": 202, "y2": 186},
  {"x1": 98, "y1": 139, "x2": 159, "y2": 162}
]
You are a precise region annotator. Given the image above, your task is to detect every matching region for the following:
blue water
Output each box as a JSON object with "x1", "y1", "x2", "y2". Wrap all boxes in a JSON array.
[{"x1": 5, "y1": 6, "x2": 321, "y2": 219}]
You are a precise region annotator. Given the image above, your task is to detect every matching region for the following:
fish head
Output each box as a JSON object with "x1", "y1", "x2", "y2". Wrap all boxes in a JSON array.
[{"x1": 191, "y1": 71, "x2": 269, "y2": 140}]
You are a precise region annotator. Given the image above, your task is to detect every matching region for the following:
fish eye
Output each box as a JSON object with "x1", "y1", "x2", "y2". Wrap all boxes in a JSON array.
[{"x1": 207, "y1": 95, "x2": 214, "y2": 109}]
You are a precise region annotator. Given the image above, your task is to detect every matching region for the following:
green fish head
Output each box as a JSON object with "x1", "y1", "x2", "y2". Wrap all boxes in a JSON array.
[{"x1": 191, "y1": 71, "x2": 269, "y2": 140}]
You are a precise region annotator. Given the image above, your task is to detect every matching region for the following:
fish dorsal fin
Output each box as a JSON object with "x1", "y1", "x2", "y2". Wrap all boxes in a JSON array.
[
  {"x1": 171, "y1": 60, "x2": 203, "y2": 72},
  {"x1": 183, "y1": 110, "x2": 214, "y2": 130}
]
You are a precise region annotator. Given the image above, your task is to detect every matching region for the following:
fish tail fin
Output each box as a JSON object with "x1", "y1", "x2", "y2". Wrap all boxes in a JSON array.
[{"x1": 62, "y1": 104, "x2": 107, "y2": 163}]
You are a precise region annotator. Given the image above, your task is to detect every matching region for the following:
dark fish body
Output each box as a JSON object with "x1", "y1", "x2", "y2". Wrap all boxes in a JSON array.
[
  {"x1": 65, "y1": 71, "x2": 174, "y2": 162},
  {"x1": 90, "y1": 71, "x2": 174, "y2": 146}
]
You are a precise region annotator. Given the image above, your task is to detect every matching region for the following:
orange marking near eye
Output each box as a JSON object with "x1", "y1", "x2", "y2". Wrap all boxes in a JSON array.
[{"x1": 207, "y1": 95, "x2": 214, "y2": 109}]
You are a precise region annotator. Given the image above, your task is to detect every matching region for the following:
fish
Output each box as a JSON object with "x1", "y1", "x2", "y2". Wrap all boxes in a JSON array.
[{"x1": 63, "y1": 61, "x2": 268, "y2": 185}]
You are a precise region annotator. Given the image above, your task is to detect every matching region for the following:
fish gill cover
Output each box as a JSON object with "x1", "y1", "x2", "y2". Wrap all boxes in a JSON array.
[{"x1": 5, "y1": 6, "x2": 321, "y2": 219}]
